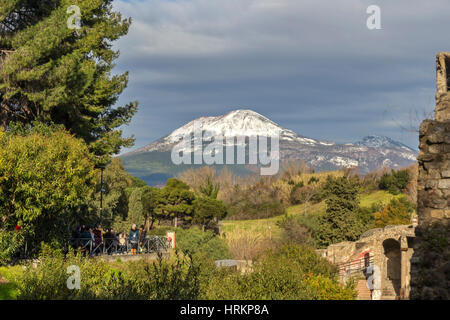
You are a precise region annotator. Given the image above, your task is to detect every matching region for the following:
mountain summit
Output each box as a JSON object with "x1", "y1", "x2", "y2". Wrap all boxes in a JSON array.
[
  {"x1": 354, "y1": 135, "x2": 416, "y2": 152},
  {"x1": 131, "y1": 109, "x2": 333, "y2": 154},
  {"x1": 122, "y1": 109, "x2": 417, "y2": 185}
]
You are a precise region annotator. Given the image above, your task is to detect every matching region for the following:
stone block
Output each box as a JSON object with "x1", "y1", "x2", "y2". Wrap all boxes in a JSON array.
[
  {"x1": 438, "y1": 179, "x2": 450, "y2": 189},
  {"x1": 429, "y1": 145, "x2": 442, "y2": 154},
  {"x1": 425, "y1": 179, "x2": 438, "y2": 190}
]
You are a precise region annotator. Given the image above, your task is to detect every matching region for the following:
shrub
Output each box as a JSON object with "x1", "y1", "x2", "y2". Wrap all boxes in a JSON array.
[
  {"x1": 226, "y1": 182, "x2": 287, "y2": 220},
  {"x1": 374, "y1": 196, "x2": 415, "y2": 227},
  {"x1": 13, "y1": 245, "x2": 201, "y2": 300},
  {"x1": 202, "y1": 244, "x2": 356, "y2": 300},
  {"x1": 176, "y1": 228, "x2": 231, "y2": 260},
  {"x1": 0, "y1": 230, "x2": 25, "y2": 265},
  {"x1": 277, "y1": 215, "x2": 314, "y2": 246},
  {"x1": 379, "y1": 169, "x2": 410, "y2": 195},
  {"x1": 0, "y1": 125, "x2": 95, "y2": 262}
]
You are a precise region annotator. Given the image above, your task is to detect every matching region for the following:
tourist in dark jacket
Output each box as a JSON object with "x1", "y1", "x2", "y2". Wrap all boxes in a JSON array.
[
  {"x1": 129, "y1": 224, "x2": 140, "y2": 255},
  {"x1": 80, "y1": 226, "x2": 92, "y2": 255},
  {"x1": 71, "y1": 226, "x2": 81, "y2": 249}
]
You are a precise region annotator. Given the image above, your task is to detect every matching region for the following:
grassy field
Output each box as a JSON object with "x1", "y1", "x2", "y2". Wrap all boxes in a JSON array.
[{"x1": 220, "y1": 190, "x2": 397, "y2": 243}]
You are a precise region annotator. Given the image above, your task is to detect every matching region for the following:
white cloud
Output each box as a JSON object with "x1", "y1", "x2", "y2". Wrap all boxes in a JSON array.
[{"x1": 112, "y1": 0, "x2": 450, "y2": 151}]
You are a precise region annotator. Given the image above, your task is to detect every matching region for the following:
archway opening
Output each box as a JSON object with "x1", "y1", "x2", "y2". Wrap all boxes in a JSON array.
[{"x1": 382, "y1": 238, "x2": 401, "y2": 298}]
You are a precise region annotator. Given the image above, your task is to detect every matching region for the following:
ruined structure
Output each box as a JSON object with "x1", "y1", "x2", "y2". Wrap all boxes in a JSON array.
[
  {"x1": 417, "y1": 52, "x2": 450, "y2": 221},
  {"x1": 318, "y1": 53, "x2": 450, "y2": 300},
  {"x1": 410, "y1": 53, "x2": 450, "y2": 299},
  {"x1": 318, "y1": 225, "x2": 416, "y2": 300}
]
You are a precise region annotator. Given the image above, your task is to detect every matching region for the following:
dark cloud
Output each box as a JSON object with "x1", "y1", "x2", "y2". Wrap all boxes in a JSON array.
[{"x1": 113, "y1": 0, "x2": 449, "y2": 152}]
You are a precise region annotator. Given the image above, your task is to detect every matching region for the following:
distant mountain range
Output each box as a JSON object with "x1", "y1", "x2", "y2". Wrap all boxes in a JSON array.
[{"x1": 121, "y1": 109, "x2": 417, "y2": 185}]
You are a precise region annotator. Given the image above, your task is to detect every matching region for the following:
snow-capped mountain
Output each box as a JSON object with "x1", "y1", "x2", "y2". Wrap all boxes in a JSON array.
[
  {"x1": 131, "y1": 109, "x2": 334, "y2": 153},
  {"x1": 354, "y1": 135, "x2": 416, "y2": 152},
  {"x1": 122, "y1": 109, "x2": 417, "y2": 185}
]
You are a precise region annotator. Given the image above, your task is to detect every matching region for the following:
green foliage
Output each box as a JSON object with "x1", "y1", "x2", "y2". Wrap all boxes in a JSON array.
[
  {"x1": 13, "y1": 245, "x2": 201, "y2": 300},
  {"x1": 130, "y1": 176, "x2": 147, "y2": 188},
  {"x1": 0, "y1": 126, "x2": 95, "y2": 261},
  {"x1": 356, "y1": 202, "x2": 381, "y2": 230},
  {"x1": 227, "y1": 183, "x2": 286, "y2": 220},
  {"x1": 192, "y1": 197, "x2": 227, "y2": 230},
  {"x1": 93, "y1": 158, "x2": 132, "y2": 225},
  {"x1": 315, "y1": 176, "x2": 364, "y2": 248},
  {"x1": 141, "y1": 186, "x2": 163, "y2": 229},
  {"x1": 199, "y1": 177, "x2": 220, "y2": 199},
  {"x1": 0, "y1": 0, "x2": 137, "y2": 165},
  {"x1": 203, "y1": 244, "x2": 356, "y2": 300},
  {"x1": 0, "y1": 230, "x2": 24, "y2": 265},
  {"x1": 176, "y1": 228, "x2": 231, "y2": 260},
  {"x1": 155, "y1": 178, "x2": 195, "y2": 226},
  {"x1": 374, "y1": 196, "x2": 414, "y2": 227},
  {"x1": 308, "y1": 177, "x2": 320, "y2": 185},
  {"x1": 112, "y1": 184, "x2": 161, "y2": 232},
  {"x1": 379, "y1": 169, "x2": 410, "y2": 195},
  {"x1": 277, "y1": 215, "x2": 314, "y2": 246}
]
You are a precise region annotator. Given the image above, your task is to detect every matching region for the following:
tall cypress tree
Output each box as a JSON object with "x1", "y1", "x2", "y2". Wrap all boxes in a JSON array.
[
  {"x1": 0, "y1": 0, "x2": 137, "y2": 164},
  {"x1": 316, "y1": 176, "x2": 363, "y2": 247}
]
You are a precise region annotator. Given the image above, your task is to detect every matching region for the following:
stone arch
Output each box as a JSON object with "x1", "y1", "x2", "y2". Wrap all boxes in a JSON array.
[{"x1": 382, "y1": 238, "x2": 401, "y2": 298}]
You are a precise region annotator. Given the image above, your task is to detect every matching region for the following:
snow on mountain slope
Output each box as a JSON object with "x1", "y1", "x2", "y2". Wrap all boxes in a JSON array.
[
  {"x1": 132, "y1": 109, "x2": 333, "y2": 153},
  {"x1": 122, "y1": 109, "x2": 417, "y2": 179}
]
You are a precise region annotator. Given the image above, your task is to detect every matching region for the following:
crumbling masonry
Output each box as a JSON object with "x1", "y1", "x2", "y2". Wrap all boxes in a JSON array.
[
  {"x1": 410, "y1": 52, "x2": 450, "y2": 299},
  {"x1": 319, "y1": 53, "x2": 450, "y2": 300}
]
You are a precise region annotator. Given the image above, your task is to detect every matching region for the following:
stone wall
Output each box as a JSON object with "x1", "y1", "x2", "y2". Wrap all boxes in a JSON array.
[
  {"x1": 319, "y1": 225, "x2": 416, "y2": 300},
  {"x1": 417, "y1": 119, "x2": 450, "y2": 221},
  {"x1": 410, "y1": 52, "x2": 450, "y2": 299}
]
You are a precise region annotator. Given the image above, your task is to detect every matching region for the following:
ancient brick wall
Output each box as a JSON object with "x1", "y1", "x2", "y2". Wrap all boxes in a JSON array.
[
  {"x1": 410, "y1": 52, "x2": 450, "y2": 299},
  {"x1": 417, "y1": 119, "x2": 450, "y2": 221}
]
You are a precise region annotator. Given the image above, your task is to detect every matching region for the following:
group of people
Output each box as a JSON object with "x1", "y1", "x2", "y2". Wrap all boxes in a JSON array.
[{"x1": 71, "y1": 224, "x2": 147, "y2": 255}]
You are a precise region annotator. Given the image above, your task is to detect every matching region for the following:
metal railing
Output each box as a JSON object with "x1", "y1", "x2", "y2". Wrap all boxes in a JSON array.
[
  {"x1": 68, "y1": 236, "x2": 172, "y2": 256},
  {"x1": 335, "y1": 254, "x2": 374, "y2": 277}
]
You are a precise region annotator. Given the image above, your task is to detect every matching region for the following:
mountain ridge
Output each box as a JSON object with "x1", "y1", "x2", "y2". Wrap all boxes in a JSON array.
[{"x1": 121, "y1": 109, "x2": 417, "y2": 185}]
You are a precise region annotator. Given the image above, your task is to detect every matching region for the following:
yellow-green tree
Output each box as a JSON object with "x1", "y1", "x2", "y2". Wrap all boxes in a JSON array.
[
  {"x1": 374, "y1": 196, "x2": 414, "y2": 228},
  {"x1": 0, "y1": 124, "x2": 95, "y2": 262}
]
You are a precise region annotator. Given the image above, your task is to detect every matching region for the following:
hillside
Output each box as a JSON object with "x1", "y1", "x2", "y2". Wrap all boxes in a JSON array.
[{"x1": 220, "y1": 190, "x2": 399, "y2": 244}]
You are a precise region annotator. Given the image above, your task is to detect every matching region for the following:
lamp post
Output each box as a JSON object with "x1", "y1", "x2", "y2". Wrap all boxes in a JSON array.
[{"x1": 94, "y1": 163, "x2": 107, "y2": 223}]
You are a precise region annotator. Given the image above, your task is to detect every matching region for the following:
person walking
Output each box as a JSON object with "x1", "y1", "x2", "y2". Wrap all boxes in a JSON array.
[
  {"x1": 128, "y1": 224, "x2": 140, "y2": 255},
  {"x1": 139, "y1": 225, "x2": 147, "y2": 253}
]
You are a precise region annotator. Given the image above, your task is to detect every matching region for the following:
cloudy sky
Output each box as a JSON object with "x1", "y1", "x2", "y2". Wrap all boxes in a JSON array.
[{"x1": 112, "y1": 0, "x2": 450, "y2": 153}]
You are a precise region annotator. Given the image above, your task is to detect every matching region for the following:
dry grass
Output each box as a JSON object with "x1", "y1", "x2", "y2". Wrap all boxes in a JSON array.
[{"x1": 225, "y1": 231, "x2": 278, "y2": 260}]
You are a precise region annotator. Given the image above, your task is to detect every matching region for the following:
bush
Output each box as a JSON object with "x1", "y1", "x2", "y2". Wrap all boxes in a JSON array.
[
  {"x1": 277, "y1": 215, "x2": 314, "y2": 246},
  {"x1": 226, "y1": 182, "x2": 287, "y2": 220},
  {"x1": 379, "y1": 169, "x2": 410, "y2": 195},
  {"x1": 13, "y1": 245, "x2": 201, "y2": 300},
  {"x1": 0, "y1": 230, "x2": 25, "y2": 265},
  {"x1": 0, "y1": 125, "x2": 95, "y2": 262},
  {"x1": 202, "y1": 244, "x2": 356, "y2": 300},
  {"x1": 176, "y1": 228, "x2": 231, "y2": 260},
  {"x1": 374, "y1": 196, "x2": 415, "y2": 227}
]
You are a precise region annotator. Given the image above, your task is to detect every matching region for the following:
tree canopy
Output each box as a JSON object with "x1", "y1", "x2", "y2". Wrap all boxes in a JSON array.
[
  {"x1": 315, "y1": 176, "x2": 364, "y2": 247},
  {"x1": 0, "y1": 124, "x2": 95, "y2": 261},
  {"x1": 0, "y1": 0, "x2": 137, "y2": 165}
]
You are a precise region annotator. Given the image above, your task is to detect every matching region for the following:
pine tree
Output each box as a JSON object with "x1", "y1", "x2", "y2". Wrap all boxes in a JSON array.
[
  {"x1": 316, "y1": 176, "x2": 364, "y2": 247},
  {"x1": 0, "y1": 0, "x2": 137, "y2": 165}
]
